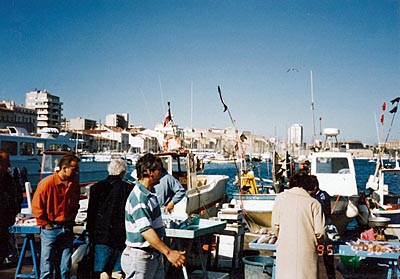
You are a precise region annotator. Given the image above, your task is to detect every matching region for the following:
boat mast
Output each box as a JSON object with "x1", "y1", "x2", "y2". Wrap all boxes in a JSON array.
[
  {"x1": 190, "y1": 82, "x2": 193, "y2": 149},
  {"x1": 310, "y1": 70, "x2": 317, "y2": 146}
]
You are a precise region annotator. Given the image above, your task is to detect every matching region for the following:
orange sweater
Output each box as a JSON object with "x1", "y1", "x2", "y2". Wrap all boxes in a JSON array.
[{"x1": 32, "y1": 172, "x2": 80, "y2": 227}]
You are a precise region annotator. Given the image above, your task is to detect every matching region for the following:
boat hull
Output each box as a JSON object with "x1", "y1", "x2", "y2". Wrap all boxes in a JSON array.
[
  {"x1": 173, "y1": 174, "x2": 229, "y2": 218},
  {"x1": 231, "y1": 193, "x2": 276, "y2": 233}
]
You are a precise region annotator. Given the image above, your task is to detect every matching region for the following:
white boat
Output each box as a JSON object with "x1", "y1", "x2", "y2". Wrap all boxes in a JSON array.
[
  {"x1": 310, "y1": 150, "x2": 363, "y2": 234},
  {"x1": 203, "y1": 152, "x2": 238, "y2": 164},
  {"x1": 157, "y1": 150, "x2": 229, "y2": 218},
  {"x1": 231, "y1": 144, "x2": 364, "y2": 234},
  {"x1": 0, "y1": 126, "x2": 124, "y2": 189},
  {"x1": 366, "y1": 154, "x2": 400, "y2": 227}
]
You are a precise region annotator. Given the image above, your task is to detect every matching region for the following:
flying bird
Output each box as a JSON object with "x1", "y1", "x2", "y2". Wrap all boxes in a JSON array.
[{"x1": 287, "y1": 68, "x2": 299, "y2": 72}]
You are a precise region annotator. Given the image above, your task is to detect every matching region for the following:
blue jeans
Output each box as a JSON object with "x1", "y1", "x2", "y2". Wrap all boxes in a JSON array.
[
  {"x1": 94, "y1": 244, "x2": 122, "y2": 274},
  {"x1": 40, "y1": 226, "x2": 74, "y2": 279},
  {"x1": 121, "y1": 247, "x2": 164, "y2": 279}
]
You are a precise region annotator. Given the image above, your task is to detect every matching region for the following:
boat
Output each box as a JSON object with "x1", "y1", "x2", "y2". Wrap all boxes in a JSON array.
[
  {"x1": 0, "y1": 126, "x2": 77, "y2": 188},
  {"x1": 231, "y1": 128, "x2": 364, "y2": 234},
  {"x1": 366, "y1": 153, "x2": 400, "y2": 227},
  {"x1": 229, "y1": 151, "x2": 288, "y2": 233},
  {"x1": 310, "y1": 149, "x2": 362, "y2": 234},
  {"x1": 157, "y1": 150, "x2": 229, "y2": 218},
  {"x1": 362, "y1": 98, "x2": 400, "y2": 227},
  {"x1": 203, "y1": 152, "x2": 237, "y2": 164},
  {"x1": 0, "y1": 126, "x2": 128, "y2": 190},
  {"x1": 215, "y1": 87, "x2": 285, "y2": 232}
]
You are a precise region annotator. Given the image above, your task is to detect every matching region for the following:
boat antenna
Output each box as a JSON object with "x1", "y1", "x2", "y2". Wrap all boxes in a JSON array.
[
  {"x1": 217, "y1": 86, "x2": 247, "y2": 172},
  {"x1": 159, "y1": 76, "x2": 166, "y2": 115},
  {"x1": 310, "y1": 70, "x2": 317, "y2": 146}
]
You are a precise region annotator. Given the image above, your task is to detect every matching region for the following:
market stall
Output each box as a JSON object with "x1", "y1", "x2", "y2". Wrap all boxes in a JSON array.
[
  {"x1": 164, "y1": 216, "x2": 226, "y2": 278},
  {"x1": 249, "y1": 238, "x2": 400, "y2": 279}
]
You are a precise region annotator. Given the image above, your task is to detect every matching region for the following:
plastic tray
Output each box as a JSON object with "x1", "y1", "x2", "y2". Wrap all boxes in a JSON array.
[
  {"x1": 249, "y1": 238, "x2": 277, "y2": 251},
  {"x1": 165, "y1": 219, "x2": 226, "y2": 239}
]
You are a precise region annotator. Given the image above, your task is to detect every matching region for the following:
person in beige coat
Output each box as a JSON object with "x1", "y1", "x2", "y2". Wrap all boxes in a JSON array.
[{"x1": 272, "y1": 173, "x2": 326, "y2": 279}]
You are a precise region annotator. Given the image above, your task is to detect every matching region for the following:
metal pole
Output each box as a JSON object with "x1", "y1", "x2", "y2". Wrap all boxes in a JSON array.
[{"x1": 310, "y1": 70, "x2": 317, "y2": 146}]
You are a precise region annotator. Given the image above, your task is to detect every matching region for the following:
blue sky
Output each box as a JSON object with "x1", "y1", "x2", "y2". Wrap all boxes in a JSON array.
[{"x1": 1, "y1": 0, "x2": 399, "y2": 145}]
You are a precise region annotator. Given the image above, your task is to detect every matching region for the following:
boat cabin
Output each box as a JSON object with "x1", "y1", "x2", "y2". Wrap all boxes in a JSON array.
[
  {"x1": 157, "y1": 150, "x2": 202, "y2": 190},
  {"x1": 310, "y1": 151, "x2": 358, "y2": 197}
]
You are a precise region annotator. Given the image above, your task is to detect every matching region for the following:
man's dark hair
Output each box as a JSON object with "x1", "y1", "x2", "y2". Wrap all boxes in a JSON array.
[
  {"x1": 289, "y1": 173, "x2": 314, "y2": 191},
  {"x1": 136, "y1": 153, "x2": 163, "y2": 179},
  {"x1": 0, "y1": 150, "x2": 10, "y2": 167},
  {"x1": 309, "y1": 175, "x2": 319, "y2": 190},
  {"x1": 58, "y1": 153, "x2": 80, "y2": 168}
]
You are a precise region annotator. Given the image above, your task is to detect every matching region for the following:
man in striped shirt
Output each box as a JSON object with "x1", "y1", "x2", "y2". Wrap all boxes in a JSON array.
[{"x1": 121, "y1": 153, "x2": 186, "y2": 279}]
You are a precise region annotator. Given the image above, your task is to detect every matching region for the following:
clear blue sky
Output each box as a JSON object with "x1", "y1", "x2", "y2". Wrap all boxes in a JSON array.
[{"x1": 1, "y1": 0, "x2": 399, "y2": 145}]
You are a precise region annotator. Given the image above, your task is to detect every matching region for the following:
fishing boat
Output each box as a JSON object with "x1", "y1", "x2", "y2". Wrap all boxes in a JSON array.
[
  {"x1": 229, "y1": 151, "x2": 288, "y2": 232},
  {"x1": 365, "y1": 97, "x2": 400, "y2": 227},
  {"x1": 231, "y1": 129, "x2": 365, "y2": 234},
  {"x1": 157, "y1": 150, "x2": 229, "y2": 218},
  {"x1": 366, "y1": 153, "x2": 400, "y2": 228},
  {"x1": 310, "y1": 149, "x2": 363, "y2": 234}
]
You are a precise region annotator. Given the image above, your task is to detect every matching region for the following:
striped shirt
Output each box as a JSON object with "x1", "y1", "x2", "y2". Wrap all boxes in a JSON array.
[{"x1": 125, "y1": 181, "x2": 165, "y2": 248}]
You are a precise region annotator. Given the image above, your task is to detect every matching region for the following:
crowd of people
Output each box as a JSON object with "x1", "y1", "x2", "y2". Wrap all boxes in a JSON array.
[
  {"x1": 0, "y1": 150, "x2": 188, "y2": 279},
  {"x1": 1, "y1": 149, "x2": 342, "y2": 279}
]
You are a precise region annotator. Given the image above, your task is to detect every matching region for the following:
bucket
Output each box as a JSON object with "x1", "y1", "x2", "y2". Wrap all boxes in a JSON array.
[{"x1": 242, "y1": 256, "x2": 275, "y2": 279}]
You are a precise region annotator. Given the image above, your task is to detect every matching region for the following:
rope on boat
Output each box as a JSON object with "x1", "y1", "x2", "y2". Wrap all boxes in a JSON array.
[{"x1": 331, "y1": 195, "x2": 341, "y2": 215}]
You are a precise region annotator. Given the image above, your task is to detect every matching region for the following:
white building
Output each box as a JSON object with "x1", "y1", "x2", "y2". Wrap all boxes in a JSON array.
[
  {"x1": 25, "y1": 90, "x2": 63, "y2": 133},
  {"x1": 289, "y1": 124, "x2": 303, "y2": 146},
  {"x1": 105, "y1": 113, "x2": 129, "y2": 129},
  {"x1": 67, "y1": 117, "x2": 97, "y2": 131}
]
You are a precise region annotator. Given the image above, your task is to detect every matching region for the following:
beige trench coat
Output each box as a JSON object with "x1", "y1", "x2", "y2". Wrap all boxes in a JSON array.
[{"x1": 272, "y1": 187, "x2": 325, "y2": 279}]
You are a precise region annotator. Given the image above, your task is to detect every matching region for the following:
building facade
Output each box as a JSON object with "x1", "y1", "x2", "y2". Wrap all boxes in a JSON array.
[
  {"x1": 25, "y1": 90, "x2": 63, "y2": 133},
  {"x1": 105, "y1": 113, "x2": 129, "y2": 129},
  {"x1": 0, "y1": 100, "x2": 37, "y2": 133},
  {"x1": 66, "y1": 117, "x2": 97, "y2": 131}
]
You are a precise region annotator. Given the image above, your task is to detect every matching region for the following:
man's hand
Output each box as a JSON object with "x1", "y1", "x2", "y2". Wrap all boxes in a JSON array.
[
  {"x1": 166, "y1": 201, "x2": 175, "y2": 213},
  {"x1": 166, "y1": 250, "x2": 186, "y2": 268}
]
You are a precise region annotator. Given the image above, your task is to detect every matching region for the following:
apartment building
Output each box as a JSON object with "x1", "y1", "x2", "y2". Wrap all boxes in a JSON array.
[{"x1": 25, "y1": 90, "x2": 63, "y2": 133}]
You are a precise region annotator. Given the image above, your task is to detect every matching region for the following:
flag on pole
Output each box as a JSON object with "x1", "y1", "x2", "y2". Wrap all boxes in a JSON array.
[
  {"x1": 163, "y1": 114, "x2": 171, "y2": 127},
  {"x1": 391, "y1": 97, "x2": 400, "y2": 104},
  {"x1": 390, "y1": 106, "x2": 398, "y2": 114}
]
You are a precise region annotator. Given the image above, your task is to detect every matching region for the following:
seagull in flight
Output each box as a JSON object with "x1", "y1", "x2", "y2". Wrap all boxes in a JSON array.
[{"x1": 287, "y1": 68, "x2": 299, "y2": 72}]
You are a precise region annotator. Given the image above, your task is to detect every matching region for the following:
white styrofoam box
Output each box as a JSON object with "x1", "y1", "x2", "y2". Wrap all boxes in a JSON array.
[
  {"x1": 218, "y1": 241, "x2": 234, "y2": 257},
  {"x1": 219, "y1": 235, "x2": 235, "y2": 245}
]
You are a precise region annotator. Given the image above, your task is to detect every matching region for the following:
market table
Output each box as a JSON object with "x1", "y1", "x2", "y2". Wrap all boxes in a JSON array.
[
  {"x1": 164, "y1": 218, "x2": 226, "y2": 279},
  {"x1": 9, "y1": 225, "x2": 41, "y2": 279},
  {"x1": 249, "y1": 239, "x2": 400, "y2": 279},
  {"x1": 334, "y1": 241, "x2": 399, "y2": 279}
]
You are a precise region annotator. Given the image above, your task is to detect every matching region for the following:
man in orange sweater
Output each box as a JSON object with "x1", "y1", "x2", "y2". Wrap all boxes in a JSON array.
[{"x1": 32, "y1": 154, "x2": 80, "y2": 279}]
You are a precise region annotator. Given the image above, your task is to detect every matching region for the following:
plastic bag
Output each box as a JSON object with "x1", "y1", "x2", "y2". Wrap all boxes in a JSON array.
[
  {"x1": 72, "y1": 241, "x2": 89, "y2": 265},
  {"x1": 346, "y1": 200, "x2": 359, "y2": 218}
]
